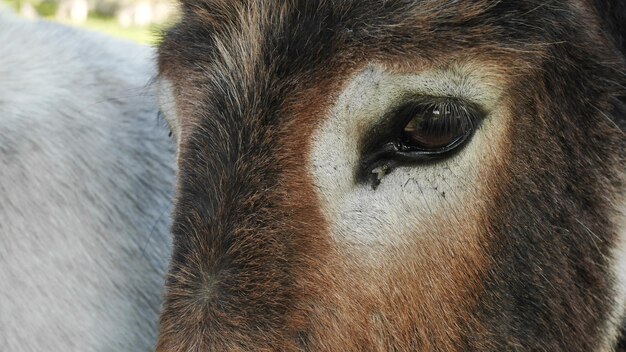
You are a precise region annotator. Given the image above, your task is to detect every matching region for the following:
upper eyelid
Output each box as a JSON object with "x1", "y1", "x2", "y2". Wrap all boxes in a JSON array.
[
  {"x1": 381, "y1": 96, "x2": 484, "y2": 130},
  {"x1": 398, "y1": 95, "x2": 485, "y2": 112}
]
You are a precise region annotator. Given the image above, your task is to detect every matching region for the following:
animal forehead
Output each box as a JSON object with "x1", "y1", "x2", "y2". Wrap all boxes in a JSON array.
[
  {"x1": 173, "y1": 0, "x2": 569, "y2": 25},
  {"x1": 159, "y1": 0, "x2": 577, "y2": 77}
]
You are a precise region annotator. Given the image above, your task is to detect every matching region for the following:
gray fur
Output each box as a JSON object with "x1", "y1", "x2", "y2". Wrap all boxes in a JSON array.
[{"x1": 0, "y1": 11, "x2": 174, "y2": 351}]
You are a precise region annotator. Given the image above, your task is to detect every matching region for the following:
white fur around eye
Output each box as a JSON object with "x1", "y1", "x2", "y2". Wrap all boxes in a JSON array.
[{"x1": 309, "y1": 63, "x2": 506, "y2": 251}]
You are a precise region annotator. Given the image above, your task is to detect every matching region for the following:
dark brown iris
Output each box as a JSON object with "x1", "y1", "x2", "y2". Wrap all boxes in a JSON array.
[{"x1": 401, "y1": 102, "x2": 472, "y2": 151}]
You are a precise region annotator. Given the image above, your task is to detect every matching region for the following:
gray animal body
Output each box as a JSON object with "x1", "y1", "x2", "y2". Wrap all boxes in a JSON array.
[{"x1": 0, "y1": 11, "x2": 174, "y2": 351}]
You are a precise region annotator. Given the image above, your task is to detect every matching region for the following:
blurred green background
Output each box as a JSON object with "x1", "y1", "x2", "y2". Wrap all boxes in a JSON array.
[{"x1": 2, "y1": 0, "x2": 178, "y2": 45}]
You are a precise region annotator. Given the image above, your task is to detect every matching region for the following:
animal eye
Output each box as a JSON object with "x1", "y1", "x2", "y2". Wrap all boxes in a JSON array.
[
  {"x1": 360, "y1": 98, "x2": 481, "y2": 188},
  {"x1": 400, "y1": 101, "x2": 474, "y2": 153}
]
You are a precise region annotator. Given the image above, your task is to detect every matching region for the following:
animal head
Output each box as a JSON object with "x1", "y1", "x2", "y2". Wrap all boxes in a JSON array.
[{"x1": 155, "y1": 1, "x2": 626, "y2": 350}]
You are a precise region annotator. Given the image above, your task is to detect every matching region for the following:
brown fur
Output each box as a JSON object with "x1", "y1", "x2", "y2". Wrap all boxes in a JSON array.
[{"x1": 156, "y1": 1, "x2": 625, "y2": 350}]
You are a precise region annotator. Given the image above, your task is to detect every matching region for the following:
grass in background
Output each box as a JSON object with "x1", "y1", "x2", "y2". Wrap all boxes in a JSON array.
[{"x1": 2, "y1": 0, "x2": 166, "y2": 45}]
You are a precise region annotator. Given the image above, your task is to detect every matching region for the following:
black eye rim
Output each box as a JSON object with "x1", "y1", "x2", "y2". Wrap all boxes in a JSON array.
[{"x1": 357, "y1": 96, "x2": 484, "y2": 188}]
